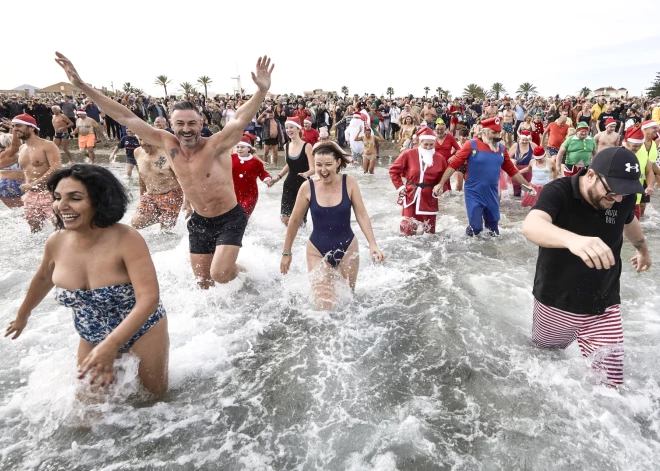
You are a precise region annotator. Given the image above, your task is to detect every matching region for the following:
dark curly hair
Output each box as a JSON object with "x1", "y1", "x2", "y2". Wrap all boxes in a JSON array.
[{"x1": 47, "y1": 164, "x2": 129, "y2": 230}]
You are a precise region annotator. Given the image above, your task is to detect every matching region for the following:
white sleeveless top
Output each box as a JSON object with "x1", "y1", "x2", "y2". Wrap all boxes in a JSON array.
[{"x1": 531, "y1": 162, "x2": 551, "y2": 185}]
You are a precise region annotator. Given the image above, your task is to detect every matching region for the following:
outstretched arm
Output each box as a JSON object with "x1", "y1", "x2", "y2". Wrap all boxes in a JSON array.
[
  {"x1": 210, "y1": 56, "x2": 274, "y2": 155},
  {"x1": 54, "y1": 52, "x2": 172, "y2": 149},
  {"x1": 0, "y1": 128, "x2": 20, "y2": 167},
  {"x1": 348, "y1": 176, "x2": 385, "y2": 262}
]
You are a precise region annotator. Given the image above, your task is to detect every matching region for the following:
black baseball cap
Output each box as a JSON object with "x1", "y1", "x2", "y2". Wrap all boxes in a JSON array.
[{"x1": 590, "y1": 147, "x2": 644, "y2": 195}]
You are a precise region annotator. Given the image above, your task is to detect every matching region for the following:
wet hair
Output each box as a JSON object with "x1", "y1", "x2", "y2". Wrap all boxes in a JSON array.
[
  {"x1": 171, "y1": 100, "x2": 202, "y2": 117},
  {"x1": 47, "y1": 164, "x2": 129, "y2": 230},
  {"x1": 312, "y1": 142, "x2": 350, "y2": 173}
]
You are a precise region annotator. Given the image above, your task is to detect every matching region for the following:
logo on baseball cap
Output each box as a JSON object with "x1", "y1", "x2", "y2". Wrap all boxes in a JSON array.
[{"x1": 589, "y1": 147, "x2": 644, "y2": 195}]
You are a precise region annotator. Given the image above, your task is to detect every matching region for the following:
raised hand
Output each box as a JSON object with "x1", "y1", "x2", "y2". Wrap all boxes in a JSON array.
[
  {"x1": 251, "y1": 56, "x2": 275, "y2": 92},
  {"x1": 54, "y1": 52, "x2": 84, "y2": 88}
]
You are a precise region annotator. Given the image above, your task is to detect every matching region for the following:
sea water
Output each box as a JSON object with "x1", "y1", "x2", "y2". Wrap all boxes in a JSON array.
[{"x1": 0, "y1": 160, "x2": 658, "y2": 470}]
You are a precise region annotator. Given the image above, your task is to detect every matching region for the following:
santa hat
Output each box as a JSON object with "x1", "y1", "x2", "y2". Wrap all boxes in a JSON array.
[
  {"x1": 236, "y1": 134, "x2": 254, "y2": 147},
  {"x1": 605, "y1": 118, "x2": 616, "y2": 128},
  {"x1": 285, "y1": 117, "x2": 302, "y2": 130},
  {"x1": 624, "y1": 126, "x2": 644, "y2": 144},
  {"x1": 533, "y1": 146, "x2": 546, "y2": 159},
  {"x1": 303, "y1": 117, "x2": 313, "y2": 125},
  {"x1": 11, "y1": 113, "x2": 39, "y2": 131},
  {"x1": 482, "y1": 117, "x2": 502, "y2": 133},
  {"x1": 520, "y1": 130, "x2": 531, "y2": 139},
  {"x1": 417, "y1": 126, "x2": 435, "y2": 141},
  {"x1": 76, "y1": 108, "x2": 87, "y2": 115},
  {"x1": 641, "y1": 120, "x2": 658, "y2": 130}
]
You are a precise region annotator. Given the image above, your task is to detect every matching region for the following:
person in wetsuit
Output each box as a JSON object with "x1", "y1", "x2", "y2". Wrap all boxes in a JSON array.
[{"x1": 280, "y1": 142, "x2": 385, "y2": 310}]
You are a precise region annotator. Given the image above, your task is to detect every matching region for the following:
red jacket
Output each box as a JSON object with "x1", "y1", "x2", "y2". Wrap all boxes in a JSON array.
[
  {"x1": 389, "y1": 148, "x2": 448, "y2": 215},
  {"x1": 231, "y1": 153, "x2": 271, "y2": 217}
]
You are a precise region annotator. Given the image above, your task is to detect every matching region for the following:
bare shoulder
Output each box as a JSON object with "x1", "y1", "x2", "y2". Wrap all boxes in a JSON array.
[{"x1": 44, "y1": 230, "x2": 65, "y2": 253}]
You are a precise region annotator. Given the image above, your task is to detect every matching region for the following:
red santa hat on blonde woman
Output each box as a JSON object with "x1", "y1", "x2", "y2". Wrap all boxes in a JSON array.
[
  {"x1": 11, "y1": 113, "x2": 40, "y2": 131},
  {"x1": 520, "y1": 129, "x2": 532, "y2": 140},
  {"x1": 285, "y1": 117, "x2": 302, "y2": 129}
]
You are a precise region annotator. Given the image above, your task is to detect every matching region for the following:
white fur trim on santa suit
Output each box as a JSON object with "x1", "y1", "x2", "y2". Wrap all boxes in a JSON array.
[
  {"x1": 401, "y1": 148, "x2": 440, "y2": 216},
  {"x1": 238, "y1": 154, "x2": 254, "y2": 163}
]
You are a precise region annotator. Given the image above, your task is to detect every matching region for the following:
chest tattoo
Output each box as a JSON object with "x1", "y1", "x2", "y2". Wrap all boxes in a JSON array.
[{"x1": 155, "y1": 155, "x2": 166, "y2": 169}]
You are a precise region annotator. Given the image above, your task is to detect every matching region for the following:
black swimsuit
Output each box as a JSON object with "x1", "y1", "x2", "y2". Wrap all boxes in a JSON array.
[{"x1": 281, "y1": 142, "x2": 310, "y2": 222}]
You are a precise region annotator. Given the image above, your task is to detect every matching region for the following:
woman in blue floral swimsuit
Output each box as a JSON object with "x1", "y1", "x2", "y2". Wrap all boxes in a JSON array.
[{"x1": 5, "y1": 164, "x2": 169, "y2": 394}]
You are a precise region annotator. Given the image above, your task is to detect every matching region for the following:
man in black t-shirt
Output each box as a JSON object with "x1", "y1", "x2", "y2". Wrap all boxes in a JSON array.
[
  {"x1": 522, "y1": 147, "x2": 651, "y2": 387},
  {"x1": 596, "y1": 104, "x2": 619, "y2": 133}
]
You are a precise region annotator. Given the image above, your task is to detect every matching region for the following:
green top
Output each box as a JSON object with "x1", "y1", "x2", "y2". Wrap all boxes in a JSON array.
[{"x1": 561, "y1": 135, "x2": 596, "y2": 166}]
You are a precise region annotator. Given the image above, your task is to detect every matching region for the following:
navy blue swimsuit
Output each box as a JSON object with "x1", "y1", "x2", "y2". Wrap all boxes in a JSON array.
[{"x1": 309, "y1": 174, "x2": 355, "y2": 267}]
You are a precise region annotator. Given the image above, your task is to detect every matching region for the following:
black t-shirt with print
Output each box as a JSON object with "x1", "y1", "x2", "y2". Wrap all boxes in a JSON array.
[
  {"x1": 118, "y1": 135, "x2": 140, "y2": 158},
  {"x1": 597, "y1": 112, "x2": 618, "y2": 132},
  {"x1": 531, "y1": 170, "x2": 635, "y2": 314}
]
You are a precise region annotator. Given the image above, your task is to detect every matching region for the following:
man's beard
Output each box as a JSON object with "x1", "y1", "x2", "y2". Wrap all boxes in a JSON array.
[
  {"x1": 177, "y1": 130, "x2": 199, "y2": 147},
  {"x1": 587, "y1": 185, "x2": 615, "y2": 210}
]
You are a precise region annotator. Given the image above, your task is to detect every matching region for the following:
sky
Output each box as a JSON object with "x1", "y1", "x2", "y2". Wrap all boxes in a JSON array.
[{"x1": 3, "y1": 0, "x2": 660, "y2": 99}]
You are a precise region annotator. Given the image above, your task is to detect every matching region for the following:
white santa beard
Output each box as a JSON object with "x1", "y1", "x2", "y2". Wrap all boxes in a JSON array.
[{"x1": 419, "y1": 147, "x2": 435, "y2": 167}]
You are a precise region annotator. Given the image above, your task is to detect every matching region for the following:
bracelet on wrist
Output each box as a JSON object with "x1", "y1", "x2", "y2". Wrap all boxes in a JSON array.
[{"x1": 282, "y1": 251, "x2": 292, "y2": 256}]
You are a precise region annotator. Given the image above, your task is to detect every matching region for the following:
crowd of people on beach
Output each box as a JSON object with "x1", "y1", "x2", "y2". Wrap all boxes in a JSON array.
[{"x1": 2, "y1": 52, "x2": 659, "y2": 396}]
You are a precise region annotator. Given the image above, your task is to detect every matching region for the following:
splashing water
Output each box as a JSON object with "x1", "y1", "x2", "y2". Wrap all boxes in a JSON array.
[{"x1": 0, "y1": 161, "x2": 658, "y2": 470}]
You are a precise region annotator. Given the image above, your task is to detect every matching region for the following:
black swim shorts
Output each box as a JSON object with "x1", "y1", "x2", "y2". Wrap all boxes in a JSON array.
[{"x1": 187, "y1": 204, "x2": 248, "y2": 254}]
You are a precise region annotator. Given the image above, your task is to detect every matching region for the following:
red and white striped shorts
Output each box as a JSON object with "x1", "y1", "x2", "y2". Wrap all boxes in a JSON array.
[{"x1": 532, "y1": 299, "x2": 624, "y2": 387}]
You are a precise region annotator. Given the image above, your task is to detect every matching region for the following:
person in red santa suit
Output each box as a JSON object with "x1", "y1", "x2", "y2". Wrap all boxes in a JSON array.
[
  {"x1": 232, "y1": 134, "x2": 272, "y2": 217},
  {"x1": 302, "y1": 117, "x2": 319, "y2": 146},
  {"x1": 389, "y1": 126, "x2": 449, "y2": 235}
]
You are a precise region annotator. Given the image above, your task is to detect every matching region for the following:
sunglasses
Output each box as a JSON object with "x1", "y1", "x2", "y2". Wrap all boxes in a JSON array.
[{"x1": 596, "y1": 173, "x2": 628, "y2": 198}]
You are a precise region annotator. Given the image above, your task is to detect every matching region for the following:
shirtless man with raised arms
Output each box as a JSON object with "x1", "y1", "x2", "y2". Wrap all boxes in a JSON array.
[
  {"x1": 55, "y1": 52, "x2": 274, "y2": 288},
  {"x1": 12, "y1": 113, "x2": 62, "y2": 232},
  {"x1": 132, "y1": 136, "x2": 183, "y2": 231}
]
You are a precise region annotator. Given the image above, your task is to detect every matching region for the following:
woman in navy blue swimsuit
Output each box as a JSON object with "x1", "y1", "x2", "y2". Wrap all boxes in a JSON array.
[{"x1": 280, "y1": 142, "x2": 385, "y2": 310}]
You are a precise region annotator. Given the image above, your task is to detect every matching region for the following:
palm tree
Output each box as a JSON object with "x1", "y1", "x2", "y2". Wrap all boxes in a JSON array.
[
  {"x1": 516, "y1": 82, "x2": 538, "y2": 98},
  {"x1": 463, "y1": 83, "x2": 486, "y2": 100},
  {"x1": 341, "y1": 86, "x2": 349, "y2": 98},
  {"x1": 122, "y1": 82, "x2": 132, "y2": 93},
  {"x1": 579, "y1": 87, "x2": 591, "y2": 98},
  {"x1": 179, "y1": 82, "x2": 196, "y2": 100},
  {"x1": 435, "y1": 87, "x2": 446, "y2": 99},
  {"x1": 155, "y1": 75, "x2": 171, "y2": 96},
  {"x1": 134, "y1": 88, "x2": 145, "y2": 97},
  {"x1": 387, "y1": 87, "x2": 394, "y2": 99},
  {"x1": 490, "y1": 82, "x2": 507, "y2": 100},
  {"x1": 423, "y1": 87, "x2": 430, "y2": 99},
  {"x1": 197, "y1": 76, "x2": 212, "y2": 99}
]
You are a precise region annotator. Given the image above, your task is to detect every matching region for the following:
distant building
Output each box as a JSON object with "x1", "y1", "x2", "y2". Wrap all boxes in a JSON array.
[
  {"x1": 591, "y1": 86, "x2": 628, "y2": 99},
  {"x1": 12, "y1": 84, "x2": 40, "y2": 96},
  {"x1": 303, "y1": 89, "x2": 337, "y2": 98},
  {"x1": 35, "y1": 81, "x2": 105, "y2": 98}
]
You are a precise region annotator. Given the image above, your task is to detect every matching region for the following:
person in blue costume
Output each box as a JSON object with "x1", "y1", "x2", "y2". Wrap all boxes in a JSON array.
[
  {"x1": 434, "y1": 117, "x2": 536, "y2": 236},
  {"x1": 5, "y1": 164, "x2": 169, "y2": 395},
  {"x1": 280, "y1": 142, "x2": 385, "y2": 310}
]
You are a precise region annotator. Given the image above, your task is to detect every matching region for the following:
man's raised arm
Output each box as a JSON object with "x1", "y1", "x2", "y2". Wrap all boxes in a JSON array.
[
  {"x1": 211, "y1": 56, "x2": 274, "y2": 153},
  {"x1": 54, "y1": 52, "x2": 172, "y2": 149}
]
